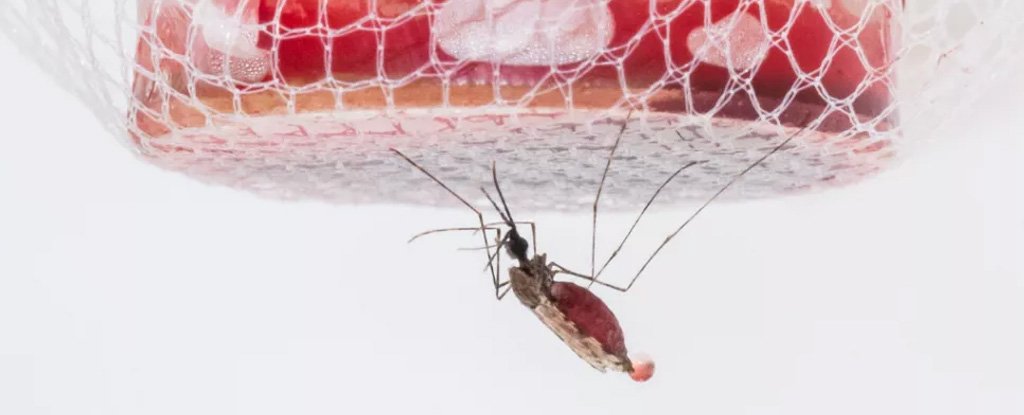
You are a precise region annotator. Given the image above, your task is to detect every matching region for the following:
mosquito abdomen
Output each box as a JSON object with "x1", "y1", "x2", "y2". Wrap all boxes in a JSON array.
[
  {"x1": 549, "y1": 281, "x2": 655, "y2": 381},
  {"x1": 550, "y1": 281, "x2": 626, "y2": 355}
]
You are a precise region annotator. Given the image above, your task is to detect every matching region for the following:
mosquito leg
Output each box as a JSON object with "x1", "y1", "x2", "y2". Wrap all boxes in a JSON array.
[
  {"x1": 524, "y1": 221, "x2": 537, "y2": 256},
  {"x1": 457, "y1": 245, "x2": 499, "y2": 251},
  {"x1": 590, "y1": 110, "x2": 633, "y2": 286},
  {"x1": 409, "y1": 226, "x2": 501, "y2": 243},
  {"x1": 549, "y1": 261, "x2": 629, "y2": 293},
  {"x1": 391, "y1": 148, "x2": 501, "y2": 290},
  {"x1": 591, "y1": 161, "x2": 702, "y2": 282},
  {"x1": 488, "y1": 230, "x2": 517, "y2": 301},
  {"x1": 495, "y1": 280, "x2": 512, "y2": 299},
  {"x1": 618, "y1": 122, "x2": 813, "y2": 292},
  {"x1": 492, "y1": 228, "x2": 505, "y2": 300},
  {"x1": 463, "y1": 226, "x2": 511, "y2": 301},
  {"x1": 461, "y1": 222, "x2": 534, "y2": 252},
  {"x1": 483, "y1": 231, "x2": 512, "y2": 273}
]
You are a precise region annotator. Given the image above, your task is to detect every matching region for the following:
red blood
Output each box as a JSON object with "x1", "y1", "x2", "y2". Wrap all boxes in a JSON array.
[
  {"x1": 607, "y1": 0, "x2": 895, "y2": 127},
  {"x1": 256, "y1": 0, "x2": 430, "y2": 83},
  {"x1": 549, "y1": 281, "x2": 627, "y2": 357},
  {"x1": 250, "y1": 0, "x2": 894, "y2": 124},
  {"x1": 133, "y1": 0, "x2": 898, "y2": 142}
]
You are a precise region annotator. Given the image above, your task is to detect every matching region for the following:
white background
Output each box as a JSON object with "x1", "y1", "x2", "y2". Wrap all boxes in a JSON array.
[{"x1": 1, "y1": 35, "x2": 1022, "y2": 414}]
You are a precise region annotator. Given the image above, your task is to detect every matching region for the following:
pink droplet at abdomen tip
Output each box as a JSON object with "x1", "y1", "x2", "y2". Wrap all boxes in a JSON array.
[{"x1": 629, "y1": 354, "x2": 655, "y2": 382}]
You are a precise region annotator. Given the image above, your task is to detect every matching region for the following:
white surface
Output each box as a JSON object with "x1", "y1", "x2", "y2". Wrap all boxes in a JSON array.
[{"x1": 1, "y1": 35, "x2": 1023, "y2": 414}]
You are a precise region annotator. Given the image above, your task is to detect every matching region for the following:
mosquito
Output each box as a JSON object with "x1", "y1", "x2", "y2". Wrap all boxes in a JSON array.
[{"x1": 390, "y1": 118, "x2": 809, "y2": 382}]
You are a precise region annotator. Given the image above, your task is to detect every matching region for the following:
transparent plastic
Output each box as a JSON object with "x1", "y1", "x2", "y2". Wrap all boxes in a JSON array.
[{"x1": 1, "y1": 1, "x2": 1021, "y2": 207}]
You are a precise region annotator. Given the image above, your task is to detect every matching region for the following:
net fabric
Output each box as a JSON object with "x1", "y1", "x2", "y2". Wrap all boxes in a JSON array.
[{"x1": 0, "y1": 0, "x2": 1021, "y2": 209}]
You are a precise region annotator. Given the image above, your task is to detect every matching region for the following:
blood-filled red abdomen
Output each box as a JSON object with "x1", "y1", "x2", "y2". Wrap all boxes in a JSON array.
[{"x1": 550, "y1": 281, "x2": 627, "y2": 357}]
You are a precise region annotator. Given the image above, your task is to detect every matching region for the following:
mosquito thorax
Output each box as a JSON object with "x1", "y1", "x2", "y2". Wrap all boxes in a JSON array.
[{"x1": 508, "y1": 257, "x2": 550, "y2": 309}]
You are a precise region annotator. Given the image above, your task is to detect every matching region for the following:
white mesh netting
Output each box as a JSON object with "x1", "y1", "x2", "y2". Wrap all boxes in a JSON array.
[{"x1": 1, "y1": 0, "x2": 1021, "y2": 209}]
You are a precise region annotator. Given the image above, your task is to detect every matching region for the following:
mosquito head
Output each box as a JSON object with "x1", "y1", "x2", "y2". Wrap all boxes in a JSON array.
[
  {"x1": 481, "y1": 188, "x2": 530, "y2": 263},
  {"x1": 480, "y1": 161, "x2": 532, "y2": 263},
  {"x1": 505, "y1": 228, "x2": 530, "y2": 263}
]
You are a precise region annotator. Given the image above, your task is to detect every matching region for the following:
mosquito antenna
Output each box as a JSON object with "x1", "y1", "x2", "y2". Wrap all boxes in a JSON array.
[
  {"x1": 484, "y1": 167, "x2": 530, "y2": 263},
  {"x1": 591, "y1": 109, "x2": 633, "y2": 283},
  {"x1": 490, "y1": 161, "x2": 517, "y2": 226},
  {"x1": 390, "y1": 148, "x2": 500, "y2": 286},
  {"x1": 479, "y1": 187, "x2": 521, "y2": 263},
  {"x1": 591, "y1": 161, "x2": 702, "y2": 284},
  {"x1": 617, "y1": 121, "x2": 812, "y2": 292},
  {"x1": 481, "y1": 187, "x2": 512, "y2": 228},
  {"x1": 392, "y1": 148, "x2": 480, "y2": 217}
]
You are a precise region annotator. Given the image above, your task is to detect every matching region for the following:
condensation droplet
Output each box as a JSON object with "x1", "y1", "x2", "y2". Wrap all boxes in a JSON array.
[
  {"x1": 190, "y1": 0, "x2": 270, "y2": 83},
  {"x1": 436, "y1": 0, "x2": 613, "y2": 66},
  {"x1": 687, "y1": 11, "x2": 770, "y2": 72}
]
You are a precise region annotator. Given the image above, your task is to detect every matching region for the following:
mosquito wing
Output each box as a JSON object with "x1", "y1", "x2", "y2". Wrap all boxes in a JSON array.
[{"x1": 531, "y1": 297, "x2": 633, "y2": 373}]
